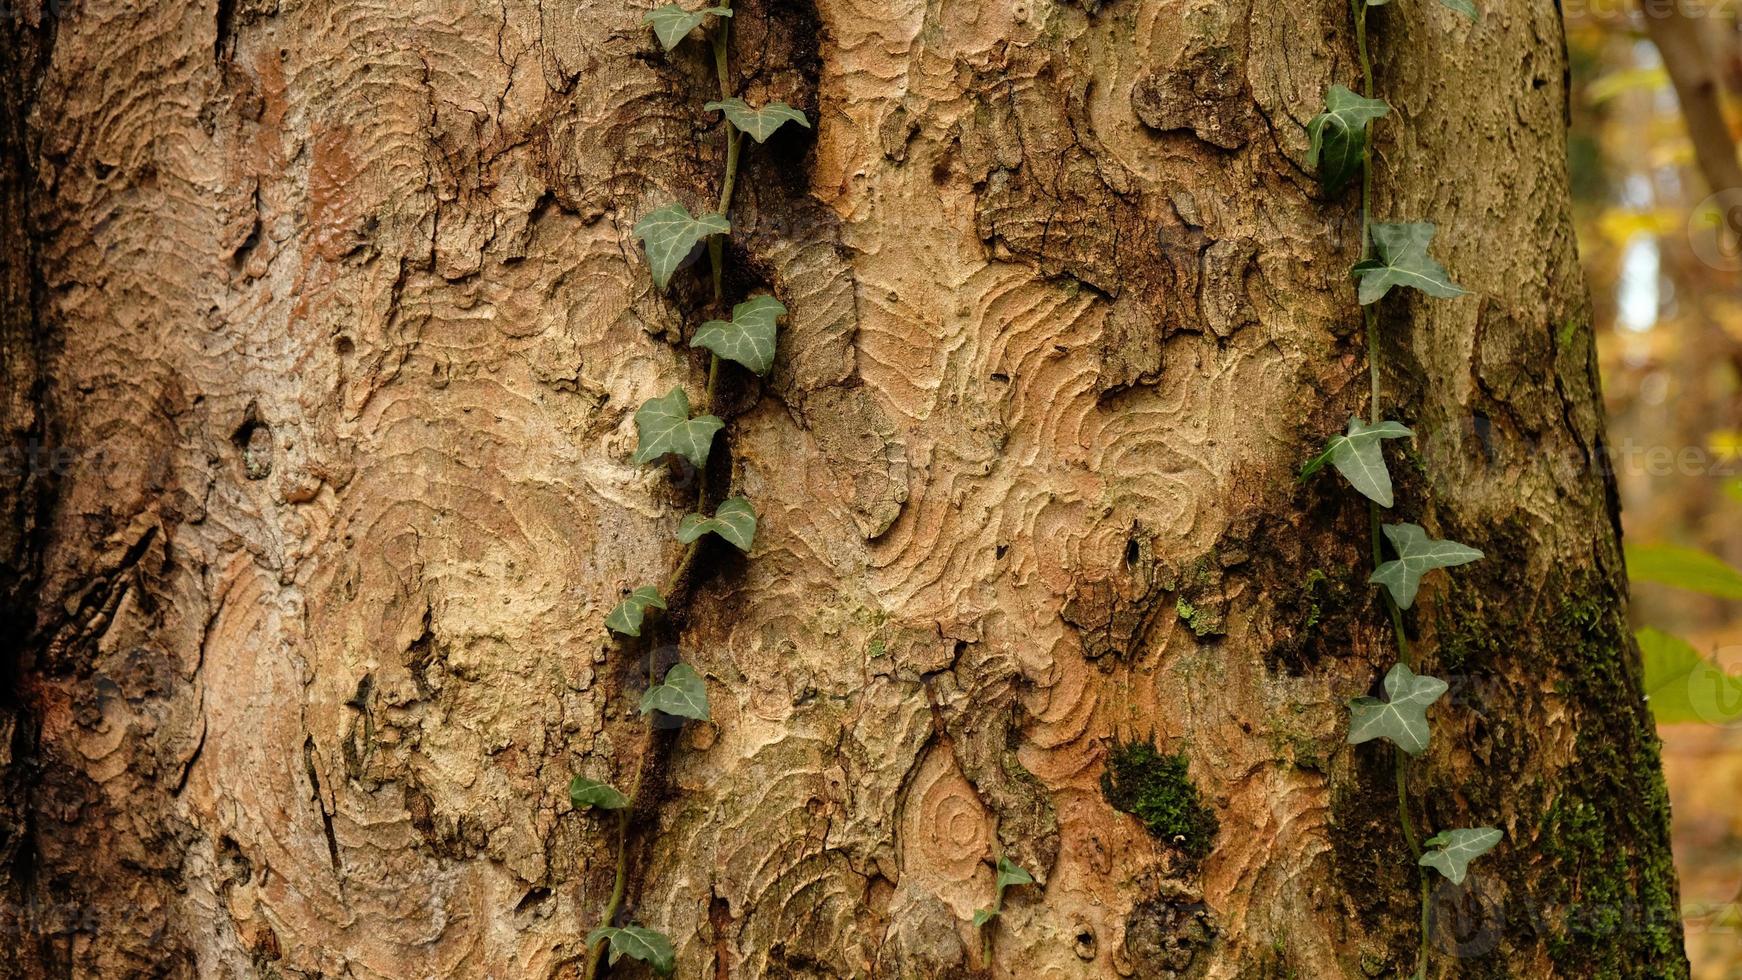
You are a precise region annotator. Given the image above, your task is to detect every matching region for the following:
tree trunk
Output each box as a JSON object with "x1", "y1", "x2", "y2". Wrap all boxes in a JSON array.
[{"x1": 0, "y1": 0, "x2": 1688, "y2": 977}]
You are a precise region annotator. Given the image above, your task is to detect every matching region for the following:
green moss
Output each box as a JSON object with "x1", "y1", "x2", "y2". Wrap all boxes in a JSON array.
[
  {"x1": 1260, "y1": 938, "x2": 1297, "y2": 979},
  {"x1": 1358, "y1": 569, "x2": 1687, "y2": 977},
  {"x1": 1300, "y1": 569, "x2": 1329, "y2": 630},
  {"x1": 1529, "y1": 585, "x2": 1686, "y2": 976},
  {"x1": 1268, "y1": 729, "x2": 1325, "y2": 773},
  {"x1": 1556, "y1": 319, "x2": 1581, "y2": 350},
  {"x1": 1175, "y1": 597, "x2": 1222, "y2": 638},
  {"x1": 1175, "y1": 597, "x2": 1198, "y2": 628},
  {"x1": 1101, "y1": 742, "x2": 1219, "y2": 858}
]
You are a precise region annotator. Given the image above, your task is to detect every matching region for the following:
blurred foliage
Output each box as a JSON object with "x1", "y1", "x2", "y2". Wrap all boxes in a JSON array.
[{"x1": 1628, "y1": 543, "x2": 1742, "y2": 599}]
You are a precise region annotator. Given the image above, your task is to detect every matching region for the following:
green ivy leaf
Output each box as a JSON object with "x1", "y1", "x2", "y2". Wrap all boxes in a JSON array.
[
  {"x1": 1625, "y1": 543, "x2": 1742, "y2": 600},
  {"x1": 1418, "y1": 827, "x2": 1501, "y2": 885},
  {"x1": 995, "y1": 856, "x2": 1034, "y2": 892},
  {"x1": 640, "y1": 662, "x2": 710, "y2": 720},
  {"x1": 1347, "y1": 662, "x2": 1448, "y2": 756},
  {"x1": 703, "y1": 98, "x2": 811, "y2": 143},
  {"x1": 1436, "y1": 0, "x2": 1478, "y2": 20},
  {"x1": 1369, "y1": 522, "x2": 1483, "y2": 609},
  {"x1": 1638, "y1": 627, "x2": 1742, "y2": 725},
  {"x1": 643, "y1": 4, "x2": 731, "y2": 52},
  {"x1": 1353, "y1": 223, "x2": 1467, "y2": 306},
  {"x1": 569, "y1": 775, "x2": 631, "y2": 811},
  {"x1": 1306, "y1": 85, "x2": 1389, "y2": 195},
  {"x1": 633, "y1": 202, "x2": 730, "y2": 290},
  {"x1": 677, "y1": 497, "x2": 757, "y2": 552},
  {"x1": 1300, "y1": 416, "x2": 1414, "y2": 507},
  {"x1": 633, "y1": 387, "x2": 724, "y2": 469},
  {"x1": 691, "y1": 295, "x2": 786, "y2": 375},
  {"x1": 605, "y1": 585, "x2": 668, "y2": 637},
  {"x1": 974, "y1": 857, "x2": 1033, "y2": 929},
  {"x1": 586, "y1": 924, "x2": 677, "y2": 976}
]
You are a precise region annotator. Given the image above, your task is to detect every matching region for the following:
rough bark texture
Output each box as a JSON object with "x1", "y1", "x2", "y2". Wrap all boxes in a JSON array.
[
  {"x1": 0, "y1": 0, "x2": 1688, "y2": 977},
  {"x1": 1, "y1": 0, "x2": 53, "y2": 959}
]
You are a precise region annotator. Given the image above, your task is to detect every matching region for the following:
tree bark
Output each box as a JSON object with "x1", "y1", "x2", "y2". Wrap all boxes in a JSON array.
[{"x1": 0, "y1": 0, "x2": 1688, "y2": 978}]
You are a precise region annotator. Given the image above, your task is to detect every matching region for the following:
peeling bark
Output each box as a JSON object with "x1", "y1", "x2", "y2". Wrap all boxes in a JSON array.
[{"x1": 0, "y1": 0, "x2": 1687, "y2": 977}]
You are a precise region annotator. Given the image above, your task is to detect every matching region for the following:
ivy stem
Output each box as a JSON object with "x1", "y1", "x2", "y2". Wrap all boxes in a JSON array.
[
  {"x1": 1354, "y1": 0, "x2": 1409, "y2": 670},
  {"x1": 1416, "y1": 875, "x2": 1431, "y2": 980},
  {"x1": 585, "y1": 9, "x2": 742, "y2": 977},
  {"x1": 1394, "y1": 751, "x2": 1419, "y2": 854},
  {"x1": 584, "y1": 736, "x2": 662, "y2": 980},
  {"x1": 708, "y1": 0, "x2": 739, "y2": 306},
  {"x1": 1350, "y1": 1, "x2": 1432, "y2": 976}
]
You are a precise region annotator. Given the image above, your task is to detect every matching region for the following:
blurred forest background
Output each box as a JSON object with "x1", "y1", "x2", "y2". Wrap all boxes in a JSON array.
[{"x1": 1568, "y1": 3, "x2": 1742, "y2": 976}]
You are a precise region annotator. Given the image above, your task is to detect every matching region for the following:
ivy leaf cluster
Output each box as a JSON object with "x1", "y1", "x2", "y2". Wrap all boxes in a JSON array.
[
  {"x1": 1301, "y1": 416, "x2": 1413, "y2": 507},
  {"x1": 582, "y1": 8, "x2": 811, "y2": 974},
  {"x1": 633, "y1": 203, "x2": 730, "y2": 290},
  {"x1": 1369, "y1": 522, "x2": 1483, "y2": 609},
  {"x1": 1312, "y1": 3, "x2": 1494, "y2": 973},
  {"x1": 972, "y1": 857, "x2": 1034, "y2": 928},
  {"x1": 1307, "y1": 85, "x2": 1390, "y2": 195},
  {"x1": 1347, "y1": 663, "x2": 1448, "y2": 756},
  {"x1": 586, "y1": 925, "x2": 677, "y2": 975},
  {"x1": 643, "y1": 4, "x2": 731, "y2": 51},
  {"x1": 704, "y1": 98, "x2": 811, "y2": 143},
  {"x1": 1418, "y1": 827, "x2": 1502, "y2": 884},
  {"x1": 641, "y1": 663, "x2": 711, "y2": 720}
]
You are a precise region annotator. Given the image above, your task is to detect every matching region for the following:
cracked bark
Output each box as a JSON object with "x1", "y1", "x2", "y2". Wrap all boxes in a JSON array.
[{"x1": 0, "y1": 0, "x2": 1688, "y2": 978}]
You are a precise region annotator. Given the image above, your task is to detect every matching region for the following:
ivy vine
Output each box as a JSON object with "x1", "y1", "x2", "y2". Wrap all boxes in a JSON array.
[
  {"x1": 1302, "y1": 0, "x2": 1500, "y2": 976},
  {"x1": 973, "y1": 856, "x2": 1034, "y2": 967},
  {"x1": 560, "y1": 0, "x2": 1525, "y2": 974},
  {"x1": 566, "y1": 2, "x2": 809, "y2": 975}
]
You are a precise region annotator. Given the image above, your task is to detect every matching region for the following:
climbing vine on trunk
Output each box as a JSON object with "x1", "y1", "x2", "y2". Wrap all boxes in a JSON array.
[
  {"x1": 1300, "y1": 1, "x2": 1499, "y2": 976},
  {"x1": 567, "y1": 3, "x2": 809, "y2": 975}
]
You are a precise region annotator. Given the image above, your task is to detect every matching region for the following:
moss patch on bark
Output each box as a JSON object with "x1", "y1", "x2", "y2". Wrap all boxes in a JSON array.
[
  {"x1": 1528, "y1": 592, "x2": 1685, "y2": 976},
  {"x1": 1429, "y1": 572, "x2": 1687, "y2": 978},
  {"x1": 1101, "y1": 742, "x2": 1219, "y2": 858}
]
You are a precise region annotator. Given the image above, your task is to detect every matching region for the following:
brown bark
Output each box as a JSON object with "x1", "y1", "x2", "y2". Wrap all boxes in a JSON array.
[
  {"x1": 0, "y1": 0, "x2": 1688, "y2": 978},
  {"x1": 1, "y1": 0, "x2": 53, "y2": 959}
]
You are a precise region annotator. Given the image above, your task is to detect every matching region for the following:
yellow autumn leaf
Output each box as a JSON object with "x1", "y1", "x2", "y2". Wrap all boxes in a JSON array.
[
  {"x1": 1596, "y1": 207, "x2": 1680, "y2": 246},
  {"x1": 1587, "y1": 66, "x2": 1669, "y2": 104},
  {"x1": 1709, "y1": 430, "x2": 1742, "y2": 461}
]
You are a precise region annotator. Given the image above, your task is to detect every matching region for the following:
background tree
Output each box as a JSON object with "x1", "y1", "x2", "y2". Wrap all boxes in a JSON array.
[{"x1": 0, "y1": 0, "x2": 1689, "y2": 977}]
